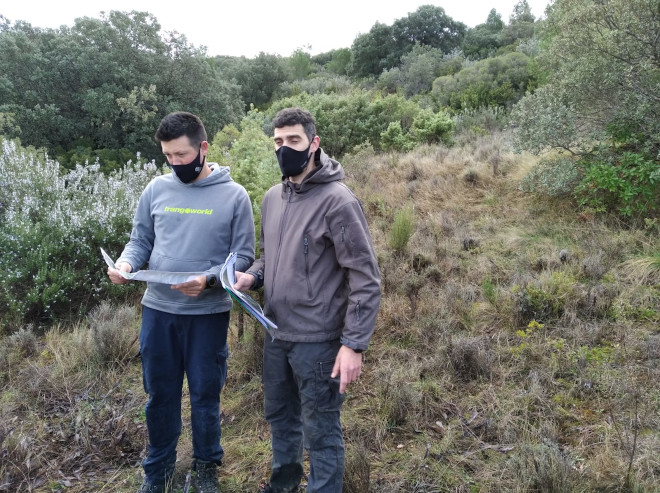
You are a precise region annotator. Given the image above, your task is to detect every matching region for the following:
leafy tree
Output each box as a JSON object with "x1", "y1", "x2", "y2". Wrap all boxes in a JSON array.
[
  {"x1": 324, "y1": 48, "x2": 352, "y2": 75},
  {"x1": 378, "y1": 44, "x2": 448, "y2": 97},
  {"x1": 0, "y1": 11, "x2": 244, "y2": 165},
  {"x1": 512, "y1": 0, "x2": 660, "y2": 219},
  {"x1": 350, "y1": 6, "x2": 466, "y2": 79},
  {"x1": 215, "y1": 53, "x2": 289, "y2": 111},
  {"x1": 391, "y1": 5, "x2": 466, "y2": 60},
  {"x1": 511, "y1": 0, "x2": 660, "y2": 156},
  {"x1": 502, "y1": 0, "x2": 538, "y2": 45},
  {"x1": 288, "y1": 48, "x2": 313, "y2": 80},
  {"x1": 462, "y1": 9, "x2": 506, "y2": 60},
  {"x1": 349, "y1": 22, "x2": 396, "y2": 79}
]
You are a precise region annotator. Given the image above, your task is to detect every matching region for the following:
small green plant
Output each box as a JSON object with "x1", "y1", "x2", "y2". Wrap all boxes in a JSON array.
[
  {"x1": 511, "y1": 320, "x2": 544, "y2": 358},
  {"x1": 388, "y1": 205, "x2": 416, "y2": 253},
  {"x1": 481, "y1": 277, "x2": 497, "y2": 304},
  {"x1": 513, "y1": 272, "x2": 576, "y2": 325},
  {"x1": 88, "y1": 302, "x2": 139, "y2": 370}
]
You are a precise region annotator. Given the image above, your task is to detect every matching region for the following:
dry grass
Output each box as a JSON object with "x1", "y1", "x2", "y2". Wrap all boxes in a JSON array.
[{"x1": 2, "y1": 133, "x2": 659, "y2": 492}]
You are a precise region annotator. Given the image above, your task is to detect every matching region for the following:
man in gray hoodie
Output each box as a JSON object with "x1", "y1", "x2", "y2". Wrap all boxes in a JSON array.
[
  {"x1": 108, "y1": 111, "x2": 255, "y2": 493},
  {"x1": 234, "y1": 107, "x2": 381, "y2": 493}
]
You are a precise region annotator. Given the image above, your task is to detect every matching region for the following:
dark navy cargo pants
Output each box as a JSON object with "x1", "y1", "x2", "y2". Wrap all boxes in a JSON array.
[
  {"x1": 139, "y1": 306, "x2": 229, "y2": 486},
  {"x1": 263, "y1": 336, "x2": 345, "y2": 493}
]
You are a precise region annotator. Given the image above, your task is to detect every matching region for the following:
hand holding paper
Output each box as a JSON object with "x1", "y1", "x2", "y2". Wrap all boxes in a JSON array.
[
  {"x1": 101, "y1": 247, "x2": 203, "y2": 285},
  {"x1": 220, "y1": 253, "x2": 278, "y2": 332}
]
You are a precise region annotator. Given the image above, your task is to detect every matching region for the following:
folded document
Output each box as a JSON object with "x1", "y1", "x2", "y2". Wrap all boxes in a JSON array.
[{"x1": 220, "y1": 252, "x2": 278, "y2": 333}]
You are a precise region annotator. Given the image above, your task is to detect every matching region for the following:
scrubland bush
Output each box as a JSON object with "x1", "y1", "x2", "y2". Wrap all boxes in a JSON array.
[
  {"x1": 266, "y1": 90, "x2": 421, "y2": 156},
  {"x1": 411, "y1": 109, "x2": 454, "y2": 146},
  {"x1": 519, "y1": 155, "x2": 582, "y2": 198},
  {"x1": 87, "y1": 301, "x2": 140, "y2": 369},
  {"x1": 432, "y1": 52, "x2": 533, "y2": 111},
  {"x1": 380, "y1": 121, "x2": 416, "y2": 153},
  {"x1": 0, "y1": 140, "x2": 158, "y2": 330},
  {"x1": 523, "y1": 147, "x2": 660, "y2": 222},
  {"x1": 575, "y1": 151, "x2": 660, "y2": 218},
  {"x1": 512, "y1": 272, "x2": 577, "y2": 326},
  {"x1": 341, "y1": 142, "x2": 377, "y2": 186},
  {"x1": 275, "y1": 74, "x2": 355, "y2": 99}
]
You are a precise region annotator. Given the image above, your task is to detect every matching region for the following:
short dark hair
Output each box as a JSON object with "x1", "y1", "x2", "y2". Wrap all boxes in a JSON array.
[
  {"x1": 155, "y1": 111, "x2": 207, "y2": 146},
  {"x1": 272, "y1": 107, "x2": 316, "y2": 143}
]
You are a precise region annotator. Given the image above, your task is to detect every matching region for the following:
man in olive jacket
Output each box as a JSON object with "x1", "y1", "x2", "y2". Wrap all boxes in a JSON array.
[{"x1": 234, "y1": 107, "x2": 381, "y2": 493}]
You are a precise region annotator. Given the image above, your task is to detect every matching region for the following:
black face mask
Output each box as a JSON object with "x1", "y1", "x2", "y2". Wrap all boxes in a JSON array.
[
  {"x1": 168, "y1": 149, "x2": 205, "y2": 184},
  {"x1": 275, "y1": 144, "x2": 312, "y2": 178}
]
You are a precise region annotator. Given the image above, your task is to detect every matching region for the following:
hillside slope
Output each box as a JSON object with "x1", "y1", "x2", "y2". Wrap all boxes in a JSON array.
[{"x1": 1, "y1": 133, "x2": 658, "y2": 492}]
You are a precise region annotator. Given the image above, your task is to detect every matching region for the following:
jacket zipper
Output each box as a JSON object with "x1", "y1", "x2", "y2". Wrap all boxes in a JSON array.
[
  {"x1": 303, "y1": 235, "x2": 312, "y2": 299},
  {"x1": 355, "y1": 300, "x2": 361, "y2": 321},
  {"x1": 271, "y1": 186, "x2": 293, "y2": 293}
]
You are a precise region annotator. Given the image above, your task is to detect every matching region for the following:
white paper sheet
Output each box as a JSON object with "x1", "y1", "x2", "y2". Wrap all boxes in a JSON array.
[{"x1": 101, "y1": 248, "x2": 202, "y2": 285}]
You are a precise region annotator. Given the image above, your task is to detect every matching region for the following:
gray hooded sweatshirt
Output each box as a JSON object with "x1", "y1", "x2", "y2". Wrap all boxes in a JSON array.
[
  {"x1": 118, "y1": 164, "x2": 255, "y2": 315},
  {"x1": 247, "y1": 149, "x2": 381, "y2": 351}
]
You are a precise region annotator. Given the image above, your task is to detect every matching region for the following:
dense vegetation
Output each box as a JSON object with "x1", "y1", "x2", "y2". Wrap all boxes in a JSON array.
[{"x1": 1, "y1": 0, "x2": 659, "y2": 491}]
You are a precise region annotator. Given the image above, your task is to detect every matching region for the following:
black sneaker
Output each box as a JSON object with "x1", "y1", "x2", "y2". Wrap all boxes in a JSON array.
[
  {"x1": 136, "y1": 481, "x2": 167, "y2": 493},
  {"x1": 193, "y1": 460, "x2": 219, "y2": 493},
  {"x1": 258, "y1": 482, "x2": 302, "y2": 493}
]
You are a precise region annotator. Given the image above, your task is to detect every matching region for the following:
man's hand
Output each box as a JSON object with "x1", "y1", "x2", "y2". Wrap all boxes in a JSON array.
[
  {"x1": 107, "y1": 262, "x2": 132, "y2": 285},
  {"x1": 172, "y1": 274, "x2": 206, "y2": 297},
  {"x1": 331, "y1": 345, "x2": 363, "y2": 394},
  {"x1": 234, "y1": 271, "x2": 256, "y2": 292}
]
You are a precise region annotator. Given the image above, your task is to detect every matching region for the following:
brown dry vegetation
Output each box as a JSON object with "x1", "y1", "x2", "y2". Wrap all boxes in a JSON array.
[{"x1": 1, "y1": 131, "x2": 659, "y2": 492}]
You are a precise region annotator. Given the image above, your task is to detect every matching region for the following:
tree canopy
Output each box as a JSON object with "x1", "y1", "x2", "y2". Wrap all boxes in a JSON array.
[
  {"x1": 350, "y1": 5, "x2": 466, "y2": 79},
  {"x1": 512, "y1": 0, "x2": 660, "y2": 156},
  {"x1": 0, "y1": 11, "x2": 244, "y2": 166}
]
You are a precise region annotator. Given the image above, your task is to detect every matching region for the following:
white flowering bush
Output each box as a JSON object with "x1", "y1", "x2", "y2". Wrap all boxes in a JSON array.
[{"x1": 0, "y1": 140, "x2": 162, "y2": 330}]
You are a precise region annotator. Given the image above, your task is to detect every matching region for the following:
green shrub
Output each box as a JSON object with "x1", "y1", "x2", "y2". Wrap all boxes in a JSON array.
[
  {"x1": 388, "y1": 205, "x2": 416, "y2": 253},
  {"x1": 267, "y1": 90, "x2": 421, "y2": 156},
  {"x1": 513, "y1": 272, "x2": 576, "y2": 325},
  {"x1": 575, "y1": 151, "x2": 660, "y2": 218},
  {"x1": 452, "y1": 106, "x2": 508, "y2": 134},
  {"x1": 432, "y1": 52, "x2": 532, "y2": 111},
  {"x1": 0, "y1": 140, "x2": 159, "y2": 329},
  {"x1": 209, "y1": 109, "x2": 281, "y2": 250},
  {"x1": 380, "y1": 122, "x2": 416, "y2": 153},
  {"x1": 411, "y1": 109, "x2": 454, "y2": 146},
  {"x1": 519, "y1": 155, "x2": 582, "y2": 198}
]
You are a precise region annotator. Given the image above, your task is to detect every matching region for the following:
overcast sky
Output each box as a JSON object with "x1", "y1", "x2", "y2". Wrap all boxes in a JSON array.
[{"x1": 1, "y1": 1, "x2": 551, "y2": 58}]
